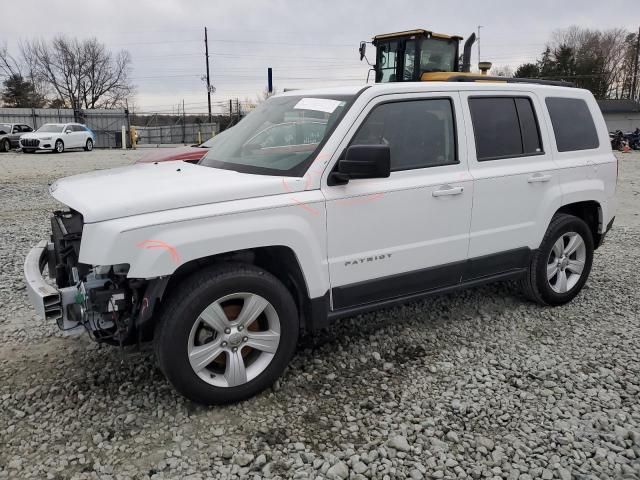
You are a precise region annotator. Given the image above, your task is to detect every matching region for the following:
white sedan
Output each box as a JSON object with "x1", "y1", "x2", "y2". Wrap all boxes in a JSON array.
[{"x1": 20, "y1": 123, "x2": 96, "y2": 153}]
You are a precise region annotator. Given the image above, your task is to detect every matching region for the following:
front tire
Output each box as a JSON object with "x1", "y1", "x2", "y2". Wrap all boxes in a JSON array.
[
  {"x1": 154, "y1": 263, "x2": 299, "y2": 405},
  {"x1": 54, "y1": 140, "x2": 64, "y2": 153},
  {"x1": 84, "y1": 138, "x2": 94, "y2": 151},
  {"x1": 521, "y1": 213, "x2": 594, "y2": 306}
]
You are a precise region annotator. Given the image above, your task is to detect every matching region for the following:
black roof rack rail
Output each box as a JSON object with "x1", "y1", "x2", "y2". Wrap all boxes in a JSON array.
[{"x1": 446, "y1": 75, "x2": 575, "y2": 88}]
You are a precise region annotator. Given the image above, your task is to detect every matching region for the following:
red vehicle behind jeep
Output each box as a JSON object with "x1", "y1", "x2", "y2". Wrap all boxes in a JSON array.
[{"x1": 136, "y1": 143, "x2": 210, "y2": 164}]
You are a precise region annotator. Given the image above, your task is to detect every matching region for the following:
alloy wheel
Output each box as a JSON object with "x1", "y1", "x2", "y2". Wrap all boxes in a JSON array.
[
  {"x1": 546, "y1": 232, "x2": 586, "y2": 294},
  {"x1": 187, "y1": 292, "x2": 281, "y2": 388}
]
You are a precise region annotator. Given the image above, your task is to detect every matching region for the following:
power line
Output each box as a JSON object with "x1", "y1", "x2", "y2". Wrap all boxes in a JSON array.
[
  {"x1": 130, "y1": 74, "x2": 201, "y2": 80},
  {"x1": 110, "y1": 38, "x2": 356, "y2": 48}
]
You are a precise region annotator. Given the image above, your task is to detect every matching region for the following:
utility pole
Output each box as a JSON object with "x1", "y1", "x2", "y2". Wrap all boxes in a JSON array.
[
  {"x1": 267, "y1": 67, "x2": 273, "y2": 94},
  {"x1": 204, "y1": 27, "x2": 212, "y2": 123},
  {"x1": 632, "y1": 26, "x2": 640, "y2": 101},
  {"x1": 477, "y1": 25, "x2": 483, "y2": 64},
  {"x1": 182, "y1": 99, "x2": 186, "y2": 144}
]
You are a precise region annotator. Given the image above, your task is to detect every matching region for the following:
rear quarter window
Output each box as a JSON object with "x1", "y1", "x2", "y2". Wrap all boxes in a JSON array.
[
  {"x1": 545, "y1": 97, "x2": 599, "y2": 152},
  {"x1": 468, "y1": 96, "x2": 542, "y2": 161}
]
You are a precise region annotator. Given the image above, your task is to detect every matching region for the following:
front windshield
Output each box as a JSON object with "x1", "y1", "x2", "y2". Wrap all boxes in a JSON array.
[
  {"x1": 200, "y1": 94, "x2": 354, "y2": 176},
  {"x1": 37, "y1": 124, "x2": 64, "y2": 133}
]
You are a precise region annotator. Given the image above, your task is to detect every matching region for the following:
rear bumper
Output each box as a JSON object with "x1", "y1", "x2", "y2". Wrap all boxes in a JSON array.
[{"x1": 24, "y1": 240, "x2": 63, "y2": 321}]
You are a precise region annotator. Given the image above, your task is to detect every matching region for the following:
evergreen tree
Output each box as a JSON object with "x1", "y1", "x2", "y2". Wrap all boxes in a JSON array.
[
  {"x1": 1, "y1": 74, "x2": 44, "y2": 107},
  {"x1": 513, "y1": 63, "x2": 540, "y2": 78}
]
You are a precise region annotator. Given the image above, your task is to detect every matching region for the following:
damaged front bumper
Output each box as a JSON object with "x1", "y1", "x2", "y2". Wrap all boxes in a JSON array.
[{"x1": 24, "y1": 240, "x2": 81, "y2": 332}]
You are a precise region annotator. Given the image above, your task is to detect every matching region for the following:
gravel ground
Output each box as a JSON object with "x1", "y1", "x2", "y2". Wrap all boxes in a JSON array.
[{"x1": 0, "y1": 149, "x2": 639, "y2": 480}]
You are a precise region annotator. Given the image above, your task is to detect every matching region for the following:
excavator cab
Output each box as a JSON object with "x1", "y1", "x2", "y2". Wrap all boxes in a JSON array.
[
  {"x1": 361, "y1": 29, "x2": 476, "y2": 83},
  {"x1": 360, "y1": 28, "x2": 576, "y2": 88}
]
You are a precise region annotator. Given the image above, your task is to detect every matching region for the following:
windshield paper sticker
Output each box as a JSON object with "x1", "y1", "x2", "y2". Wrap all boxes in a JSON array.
[{"x1": 294, "y1": 98, "x2": 342, "y2": 114}]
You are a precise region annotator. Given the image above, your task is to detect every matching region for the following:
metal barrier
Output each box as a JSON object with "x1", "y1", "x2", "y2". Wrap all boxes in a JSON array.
[
  {"x1": 134, "y1": 122, "x2": 219, "y2": 145},
  {"x1": 0, "y1": 108, "x2": 220, "y2": 148}
]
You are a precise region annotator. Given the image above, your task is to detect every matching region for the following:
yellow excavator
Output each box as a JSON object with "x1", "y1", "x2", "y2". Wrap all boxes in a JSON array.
[
  {"x1": 359, "y1": 29, "x2": 570, "y2": 86},
  {"x1": 359, "y1": 29, "x2": 480, "y2": 83}
]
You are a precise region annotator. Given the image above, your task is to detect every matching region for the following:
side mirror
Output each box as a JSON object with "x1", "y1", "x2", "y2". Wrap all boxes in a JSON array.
[
  {"x1": 329, "y1": 144, "x2": 391, "y2": 185},
  {"x1": 65, "y1": 129, "x2": 72, "y2": 134},
  {"x1": 359, "y1": 42, "x2": 367, "y2": 61}
]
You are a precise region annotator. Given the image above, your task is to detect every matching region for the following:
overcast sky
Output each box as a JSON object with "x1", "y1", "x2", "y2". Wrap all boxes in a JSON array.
[{"x1": 2, "y1": 0, "x2": 638, "y2": 113}]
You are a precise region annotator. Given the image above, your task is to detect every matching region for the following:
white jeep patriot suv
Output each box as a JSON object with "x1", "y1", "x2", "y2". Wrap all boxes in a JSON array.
[{"x1": 24, "y1": 82, "x2": 616, "y2": 404}]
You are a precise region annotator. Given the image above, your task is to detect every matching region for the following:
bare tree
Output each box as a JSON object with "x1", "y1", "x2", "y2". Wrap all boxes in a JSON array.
[
  {"x1": 617, "y1": 32, "x2": 640, "y2": 100},
  {"x1": 513, "y1": 26, "x2": 637, "y2": 99},
  {"x1": 5, "y1": 36, "x2": 133, "y2": 109},
  {"x1": 548, "y1": 26, "x2": 628, "y2": 98},
  {"x1": 0, "y1": 42, "x2": 46, "y2": 107},
  {"x1": 0, "y1": 42, "x2": 21, "y2": 78},
  {"x1": 81, "y1": 39, "x2": 132, "y2": 108}
]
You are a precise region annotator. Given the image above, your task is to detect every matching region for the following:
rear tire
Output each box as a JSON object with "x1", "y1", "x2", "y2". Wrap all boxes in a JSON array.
[
  {"x1": 1, "y1": 139, "x2": 9, "y2": 152},
  {"x1": 84, "y1": 138, "x2": 93, "y2": 151},
  {"x1": 154, "y1": 263, "x2": 299, "y2": 405},
  {"x1": 521, "y1": 213, "x2": 594, "y2": 306},
  {"x1": 54, "y1": 140, "x2": 64, "y2": 153}
]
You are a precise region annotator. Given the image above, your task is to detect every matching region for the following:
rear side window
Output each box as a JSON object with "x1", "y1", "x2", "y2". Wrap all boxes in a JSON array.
[
  {"x1": 469, "y1": 97, "x2": 542, "y2": 161},
  {"x1": 351, "y1": 98, "x2": 457, "y2": 171},
  {"x1": 545, "y1": 97, "x2": 599, "y2": 152}
]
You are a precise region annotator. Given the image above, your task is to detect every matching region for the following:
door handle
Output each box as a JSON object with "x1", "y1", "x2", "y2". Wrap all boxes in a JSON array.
[
  {"x1": 527, "y1": 173, "x2": 552, "y2": 183},
  {"x1": 432, "y1": 185, "x2": 464, "y2": 197}
]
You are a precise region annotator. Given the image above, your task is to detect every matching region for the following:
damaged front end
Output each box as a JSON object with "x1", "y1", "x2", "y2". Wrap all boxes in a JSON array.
[{"x1": 24, "y1": 210, "x2": 153, "y2": 345}]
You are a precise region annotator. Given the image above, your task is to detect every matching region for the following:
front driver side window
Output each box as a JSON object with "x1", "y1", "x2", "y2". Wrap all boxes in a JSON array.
[{"x1": 350, "y1": 98, "x2": 458, "y2": 171}]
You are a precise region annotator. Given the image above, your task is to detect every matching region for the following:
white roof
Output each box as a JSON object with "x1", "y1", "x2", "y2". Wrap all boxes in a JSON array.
[
  {"x1": 279, "y1": 81, "x2": 586, "y2": 98},
  {"x1": 279, "y1": 85, "x2": 366, "y2": 97}
]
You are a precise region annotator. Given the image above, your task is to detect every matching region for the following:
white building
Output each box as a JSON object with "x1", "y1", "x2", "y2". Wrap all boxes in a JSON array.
[{"x1": 597, "y1": 99, "x2": 640, "y2": 132}]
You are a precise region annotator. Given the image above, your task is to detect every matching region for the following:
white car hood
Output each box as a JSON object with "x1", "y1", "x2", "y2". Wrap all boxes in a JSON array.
[{"x1": 50, "y1": 161, "x2": 305, "y2": 223}]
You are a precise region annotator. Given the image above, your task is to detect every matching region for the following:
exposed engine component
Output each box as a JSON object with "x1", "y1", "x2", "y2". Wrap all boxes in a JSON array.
[
  {"x1": 49, "y1": 210, "x2": 143, "y2": 345},
  {"x1": 50, "y1": 209, "x2": 87, "y2": 287}
]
